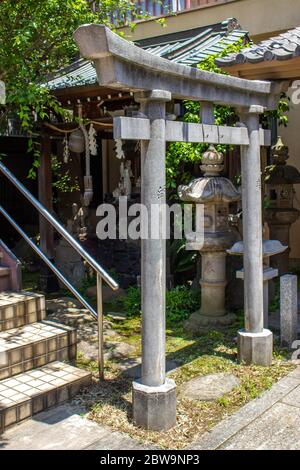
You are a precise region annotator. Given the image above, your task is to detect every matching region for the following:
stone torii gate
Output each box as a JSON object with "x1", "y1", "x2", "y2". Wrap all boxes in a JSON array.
[{"x1": 74, "y1": 25, "x2": 285, "y2": 431}]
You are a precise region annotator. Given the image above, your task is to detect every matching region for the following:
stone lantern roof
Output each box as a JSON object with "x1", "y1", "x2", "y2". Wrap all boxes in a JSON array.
[
  {"x1": 178, "y1": 145, "x2": 240, "y2": 204},
  {"x1": 265, "y1": 137, "x2": 300, "y2": 186}
]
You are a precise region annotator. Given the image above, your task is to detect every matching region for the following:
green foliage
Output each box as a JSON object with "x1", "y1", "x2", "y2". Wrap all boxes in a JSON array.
[
  {"x1": 197, "y1": 40, "x2": 247, "y2": 75},
  {"x1": 123, "y1": 286, "x2": 142, "y2": 317},
  {"x1": 166, "y1": 141, "x2": 203, "y2": 189},
  {"x1": 166, "y1": 41, "x2": 246, "y2": 189},
  {"x1": 169, "y1": 238, "x2": 197, "y2": 274},
  {"x1": 262, "y1": 94, "x2": 290, "y2": 128},
  {"x1": 166, "y1": 286, "x2": 199, "y2": 324},
  {"x1": 123, "y1": 285, "x2": 199, "y2": 325},
  {"x1": 51, "y1": 155, "x2": 80, "y2": 195},
  {"x1": 0, "y1": 0, "x2": 147, "y2": 159},
  {"x1": 166, "y1": 39, "x2": 289, "y2": 189}
]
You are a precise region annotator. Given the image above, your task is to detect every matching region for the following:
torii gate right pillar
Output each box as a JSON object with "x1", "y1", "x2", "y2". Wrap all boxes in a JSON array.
[{"x1": 238, "y1": 106, "x2": 273, "y2": 366}]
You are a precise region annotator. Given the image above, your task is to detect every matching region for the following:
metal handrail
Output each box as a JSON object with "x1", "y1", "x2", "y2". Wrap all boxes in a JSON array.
[
  {"x1": 0, "y1": 161, "x2": 118, "y2": 291},
  {"x1": 0, "y1": 161, "x2": 119, "y2": 379},
  {"x1": 0, "y1": 205, "x2": 98, "y2": 318}
]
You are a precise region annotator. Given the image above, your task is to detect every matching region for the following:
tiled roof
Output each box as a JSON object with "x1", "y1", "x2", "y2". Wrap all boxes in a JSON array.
[
  {"x1": 46, "y1": 18, "x2": 249, "y2": 91},
  {"x1": 216, "y1": 26, "x2": 300, "y2": 68},
  {"x1": 136, "y1": 18, "x2": 248, "y2": 66}
]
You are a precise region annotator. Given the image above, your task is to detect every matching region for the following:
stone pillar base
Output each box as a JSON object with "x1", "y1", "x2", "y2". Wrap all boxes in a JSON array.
[
  {"x1": 238, "y1": 329, "x2": 273, "y2": 366},
  {"x1": 185, "y1": 311, "x2": 236, "y2": 333},
  {"x1": 132, "y1": 378, "x2": 176, "y2": 431}
]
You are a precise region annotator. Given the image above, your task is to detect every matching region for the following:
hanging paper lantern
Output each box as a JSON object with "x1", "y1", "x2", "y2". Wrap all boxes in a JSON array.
[{"x1": 69, "y1": 128, "x2": 85, "y2": 153}]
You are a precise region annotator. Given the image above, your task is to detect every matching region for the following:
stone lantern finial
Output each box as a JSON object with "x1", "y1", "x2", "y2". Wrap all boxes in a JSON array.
[
  {"x1": 271, "y1": 136, "x2": 289, "y2": 165},
  {"x1": 200, "y1": 145, "x2": 224, "y2": 176}
]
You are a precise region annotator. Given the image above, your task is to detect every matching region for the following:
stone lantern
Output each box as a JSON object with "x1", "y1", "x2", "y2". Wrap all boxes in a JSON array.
[
  {"x1": 265, "y1": 137, "x2": 300, "y2": 274},
  {"x1": 228, "y1": 240, "x2": 287, "y2": 328},
  {"x1": 178, "y1": 145, "x2": 240, "y2": 332}
]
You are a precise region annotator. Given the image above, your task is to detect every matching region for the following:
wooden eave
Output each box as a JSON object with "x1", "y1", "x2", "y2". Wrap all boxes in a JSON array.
[
  {"x1": 53, "y1": 83, "x2": 134, "y2": 109},
  {"x1": 226, "y1": 56, "x2": 300, "y2": 81}
]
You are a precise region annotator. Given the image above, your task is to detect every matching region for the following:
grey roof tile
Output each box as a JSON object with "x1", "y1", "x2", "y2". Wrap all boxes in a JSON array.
[{"x1": 216, "y1": 25, "x2": 300, "y2": 67}]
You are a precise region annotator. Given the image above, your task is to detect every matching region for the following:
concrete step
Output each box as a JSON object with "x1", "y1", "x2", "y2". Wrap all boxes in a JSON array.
[
  {"x1": 0, "y1": 267, "x2": 11, "y2": 291},
  {"x1": 0, "y1": 361, "x2": 92, "y2": 433},
  {"x1": 0, "y1": 291, "x2": 45, "y2": 332},
  {"x1": 0, "y1": 321, "x2": 77, "y2": 380}
]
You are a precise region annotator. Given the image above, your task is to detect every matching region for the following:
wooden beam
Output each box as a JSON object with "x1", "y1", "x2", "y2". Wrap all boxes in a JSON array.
[{"x1": 38, "y1": 131, "x2": 54, "y2": 259}]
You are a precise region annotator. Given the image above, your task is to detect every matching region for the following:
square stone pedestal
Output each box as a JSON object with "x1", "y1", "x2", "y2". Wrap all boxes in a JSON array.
[
  {"x1": 132, "y1": 378, "x2": 176, "y2": 431},
  {"x1": 238, "y1": 329, "x2": 273, "y2": 366}
]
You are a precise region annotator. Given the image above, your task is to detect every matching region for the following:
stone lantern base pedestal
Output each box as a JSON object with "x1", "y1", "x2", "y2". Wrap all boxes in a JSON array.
[
  {"x1": 185, "y1": 311, "x2": 236, "y2": 333},
  {"x1": 184, "y1": 249, "x2": 237, "y2": 333},
  {"x1": 238, "y1": 329, "x2": 273, "y2": 366},
  {"x1": 132, "y1": 378, "x2": 176, "y2": 431}
]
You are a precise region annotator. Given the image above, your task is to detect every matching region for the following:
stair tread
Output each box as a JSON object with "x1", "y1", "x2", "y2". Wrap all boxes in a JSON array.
[
  {"x1": 0, "y1": 291, "x2": 44, "y2": 307},
  {"x1": 0, "y1": 291, "x2": 46, "y2": 332},
  {"x1": 0, "y1": 267, "x2": 10, "y2": 277},
  {"x1": 0, "y1": 362, "x2": 92, "y2": 431},
  {"x1": 0, "y1": 321, "x2": 73, "y2": 350},
  {"x1": 0, "y1": 361, "x2": 90, "y2": 401},
  {"x1": 0, "y1": 321, "x2": 77, "y2": 379}
]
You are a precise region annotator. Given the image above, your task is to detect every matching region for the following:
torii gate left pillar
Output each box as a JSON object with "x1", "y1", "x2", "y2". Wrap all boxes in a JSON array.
[{"x1": 133, "y1": 90, "x2": 176, "y2": 431}]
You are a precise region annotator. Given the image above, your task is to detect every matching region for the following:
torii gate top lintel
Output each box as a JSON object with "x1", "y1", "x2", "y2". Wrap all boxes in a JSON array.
[{"x1": 74, "y1": 24, "x2": 285, "y2": 110}]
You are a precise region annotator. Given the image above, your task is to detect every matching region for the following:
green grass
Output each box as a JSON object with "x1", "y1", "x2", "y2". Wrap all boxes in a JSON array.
[
  {"x1": 22, "y1": 267, "x2": 295, "y2": 449},
  {"x1": 77, "y1": 307, "x2": 294, "y2": 449}
]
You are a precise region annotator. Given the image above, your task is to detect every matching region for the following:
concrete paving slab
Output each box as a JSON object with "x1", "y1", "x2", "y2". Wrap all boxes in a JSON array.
[
  {"x1": 281, "y1": 384, "x2": 300, "y2": 408},
  {"x1": 0, "y1": 403, "x2": 152, "y2": 450},
  {"x1": 220, "y1": 402, "x2": 300, "y2": 450}
]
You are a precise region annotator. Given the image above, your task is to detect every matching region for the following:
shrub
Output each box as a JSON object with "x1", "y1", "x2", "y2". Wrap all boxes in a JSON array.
[
  {"x1": 123, "y1": 286, "x2": 142, "y2": 317},
  {"x1": 166, "y1": 286, "x2": 199, "y2": 324},
  {"x1": 123, "y1": 286, "x2": 199, "y2": 325}
]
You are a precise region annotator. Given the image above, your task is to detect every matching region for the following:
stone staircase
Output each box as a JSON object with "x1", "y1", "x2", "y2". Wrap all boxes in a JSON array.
[{"x1": 0, "y1": 256, "x2": 92, "y2": 434}]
